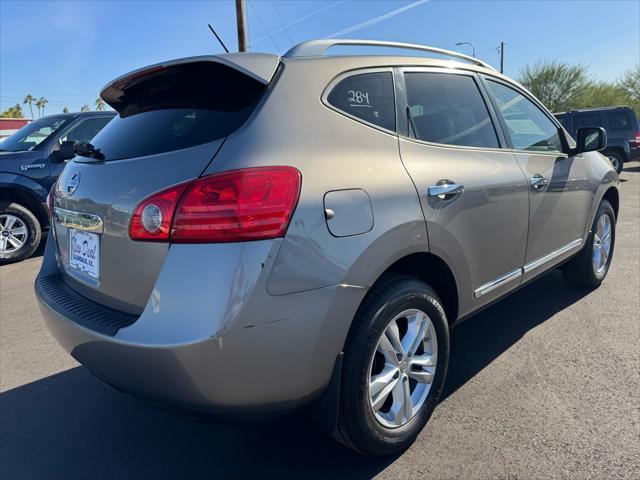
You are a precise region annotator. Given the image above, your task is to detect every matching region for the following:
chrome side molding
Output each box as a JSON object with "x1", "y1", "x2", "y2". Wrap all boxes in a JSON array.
[
  {"x1": 474, "y1": 238, "x2": 583, "y2": 298},
  {"x1": 523, "y1": 238, "x2": 583, "y2": 274},
  {"x1": 54, "y1": 207, "x2": 103, "y2": 234},
  {"x1": 474, "y1": 268, "x2": 522, "y2": 298}
]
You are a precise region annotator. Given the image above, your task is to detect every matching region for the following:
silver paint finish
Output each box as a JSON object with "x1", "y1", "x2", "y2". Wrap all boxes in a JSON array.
[
  {"x1": 37, "y1": 46, "x2": 619, "y2": 413},
  {"x1": 323, "y1": 189, "x2": 374, "y2": 237},
  {"x1": 54, "y1": 139, "x2": 224, "y2": 314}
]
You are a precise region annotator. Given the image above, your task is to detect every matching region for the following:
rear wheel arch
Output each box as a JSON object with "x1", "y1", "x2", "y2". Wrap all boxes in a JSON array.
[
  {"x1": 603, "y1": 146, "x2": 627, "y2": 161},
  {"x1": 360, "y1": 252, "x2": 459, "y2": 327},
  {"x1": 0, "y1": 187, "x2": 48, "y2": 228}
]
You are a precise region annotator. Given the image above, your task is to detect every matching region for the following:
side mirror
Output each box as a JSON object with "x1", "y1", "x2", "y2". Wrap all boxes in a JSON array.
[
  {"x1": 53, "y1": 140, "x2": 76, "y2": 162},
  {"x1": 572, "y1": 127, "x2": 607, "y2": 155}
]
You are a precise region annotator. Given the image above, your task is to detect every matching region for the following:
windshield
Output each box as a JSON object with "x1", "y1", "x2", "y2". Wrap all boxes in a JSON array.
[{"x1": 0, "y1": 117, "x2": 69, "y2": 152}]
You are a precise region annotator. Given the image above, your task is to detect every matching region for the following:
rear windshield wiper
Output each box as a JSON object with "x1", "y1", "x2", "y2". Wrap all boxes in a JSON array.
[{"x1": 74, "y1": 142, "x2": 105, "y2": 161}]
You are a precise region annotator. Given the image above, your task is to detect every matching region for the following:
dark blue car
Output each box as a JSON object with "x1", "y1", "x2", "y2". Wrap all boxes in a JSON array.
[{"x1": 0, "y1": 111, "x2": 114, "y2": 264}]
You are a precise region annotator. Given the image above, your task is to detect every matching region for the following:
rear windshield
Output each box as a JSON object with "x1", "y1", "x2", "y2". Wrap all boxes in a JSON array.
[{"x1": 90, "y1": 61, "x2": 267, "y2": 161}]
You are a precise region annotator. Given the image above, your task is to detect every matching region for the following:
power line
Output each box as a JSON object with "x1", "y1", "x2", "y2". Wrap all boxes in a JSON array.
[
  {"x1": 247, "y1": 0, "x2": 281, "y2": 53},
  {"x1": 270, "y1": 0, "x2": 294, "y2": 48}
]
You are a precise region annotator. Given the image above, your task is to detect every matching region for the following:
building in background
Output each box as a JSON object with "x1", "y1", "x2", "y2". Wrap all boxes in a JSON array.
[{"x1": 0, "y1": 118, "x2": 32, "y2": 139}]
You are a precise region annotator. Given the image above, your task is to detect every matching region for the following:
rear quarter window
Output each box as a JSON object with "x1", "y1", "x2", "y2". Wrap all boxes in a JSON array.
[
  {"x1": 607, "y1": 111, "x2": 632, "y2": 132},
  {"x1": 326, "y1": 72, "x2": 396, "y2": 131}
]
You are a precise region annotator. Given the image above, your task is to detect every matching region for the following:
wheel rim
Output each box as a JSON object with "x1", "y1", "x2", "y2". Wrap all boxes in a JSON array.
[
  {"x1": 607, "y1": 155, "x2": 620, "y2": 171},
  {"x1": 0, "y1": 214, "x2": 28, "y2": 253},
  {"x1": 367, "y1": 308, "x2": 438, "y2": 428},
  {"x1": 592, "y1": 213, "x2": 612, "y2": 274}
]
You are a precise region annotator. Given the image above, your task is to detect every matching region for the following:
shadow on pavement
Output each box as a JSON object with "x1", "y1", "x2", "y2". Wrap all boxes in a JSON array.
[{"x1": 0, "y1": 271, "x2": 591, "y2": 479}]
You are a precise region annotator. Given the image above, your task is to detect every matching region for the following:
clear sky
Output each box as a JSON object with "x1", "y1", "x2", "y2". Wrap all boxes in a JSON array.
[{"x1": 1, "y1": 0, "x2": 638, "y2": 116}]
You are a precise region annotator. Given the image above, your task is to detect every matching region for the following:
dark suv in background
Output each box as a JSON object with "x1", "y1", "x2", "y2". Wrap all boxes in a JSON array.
[
  {"x1": 555, "y1": 106, "x2": 639, "y2": 173},
  {"x1": 0, "y1": 111, "x2": 115, "y2": 264}
]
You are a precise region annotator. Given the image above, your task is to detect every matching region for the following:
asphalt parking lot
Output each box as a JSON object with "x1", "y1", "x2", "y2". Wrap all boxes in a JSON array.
[{"x1": 1, "y1": 162, "x2": 639, "y2": 479}]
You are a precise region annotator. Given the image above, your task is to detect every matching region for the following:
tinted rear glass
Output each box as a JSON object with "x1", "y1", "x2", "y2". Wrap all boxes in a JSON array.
[
  {"x1": 91, "y1": 62, "x2": 266, "y2": 161},
  {"x1": 327, "y1": 72, "x2": 396, "y2": 131},
  {"x1": 607, "y1": 111, "x2": 632, "y2": 131}
]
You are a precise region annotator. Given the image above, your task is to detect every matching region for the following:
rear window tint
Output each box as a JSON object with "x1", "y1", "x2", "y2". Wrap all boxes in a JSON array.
[
  {"x1": 91, "y1": 62, "x2": 266, "y2": 161},
  {"x1": 607, "y1": 111, "x2": 632, "y2": 131},
  {"x1": 327, "y1": 72, "x2": 396, "y2": 131}
]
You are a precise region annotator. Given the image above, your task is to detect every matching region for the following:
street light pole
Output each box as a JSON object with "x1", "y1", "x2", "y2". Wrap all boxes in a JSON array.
[{"x1": 455, "y1": 41, "x2": 476, "y2": 57}]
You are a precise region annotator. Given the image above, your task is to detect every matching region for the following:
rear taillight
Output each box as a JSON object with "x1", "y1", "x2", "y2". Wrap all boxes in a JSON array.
[
  {"x1": 633, "y1": 131, "x2": 640, "y2": 146},
  {"x1": 130, "y1": 167, "x2": 301, "y2": 243}
]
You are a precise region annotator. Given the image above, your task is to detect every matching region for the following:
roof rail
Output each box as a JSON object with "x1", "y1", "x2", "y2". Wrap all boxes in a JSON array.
[{"x1": 284, "y1": 39, "x2": 497, "y2": 71}]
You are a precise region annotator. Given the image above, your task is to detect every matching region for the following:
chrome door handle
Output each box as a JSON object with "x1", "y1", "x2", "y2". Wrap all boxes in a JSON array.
[
  {"x1": 428, "y1": 182, "x2": 465, "y2": 199},
  {"x1": 529, "y1": 174, "x2": 548, "y2": 190}
]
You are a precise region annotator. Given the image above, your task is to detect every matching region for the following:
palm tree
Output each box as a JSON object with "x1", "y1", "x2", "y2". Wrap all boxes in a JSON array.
[
  {"x1": 80, "y1": 104, "x2": 90, "y2": 112},
  {"x1": 36, "y1": 97, "x2": 48, "y2": 117},
  {"x1": 23, "y1": 94, "x2": 35, "y2": 119},
  {"x1": 94, "y1": 97, "x2": 106, "y2": 111},
  {"x1": 63, "y1": 107, "x2": 69, "y2": 113},
  {"x1": 35, "y1": 98, "x2": 43, "y2": 117}
]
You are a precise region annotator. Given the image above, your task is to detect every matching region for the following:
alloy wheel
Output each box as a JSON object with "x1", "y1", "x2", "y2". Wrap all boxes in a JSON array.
[
  {"x1": 0, "y1": 214, "x2": 28, "y2": 253},
  {"x1": 367, "y1": 308, "x2": 438, "y2": 428},
  {"x1": 592, "y1": 213, "x2": 612, "y2": 274}
]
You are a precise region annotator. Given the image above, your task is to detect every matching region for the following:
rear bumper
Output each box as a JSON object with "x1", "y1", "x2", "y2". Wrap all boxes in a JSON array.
[{"x1": 35, "y1": 232, "x2": 366, "y2": 414}]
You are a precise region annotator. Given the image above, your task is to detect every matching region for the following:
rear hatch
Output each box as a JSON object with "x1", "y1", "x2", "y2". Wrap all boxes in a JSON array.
[{"x1": 52, "y1": 55, "x2": 278, "y2": 314}]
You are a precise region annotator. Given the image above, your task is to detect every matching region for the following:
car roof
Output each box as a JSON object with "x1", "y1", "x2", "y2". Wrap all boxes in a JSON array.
[
  {"x1": 37, "y1": 111, "x2": 116, "y2": 121},
  {"x1": 555, "y1": 106, "x2": 635, "y2": 115}
]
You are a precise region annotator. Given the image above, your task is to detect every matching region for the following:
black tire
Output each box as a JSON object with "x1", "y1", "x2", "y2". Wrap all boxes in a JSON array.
[
  {"x1": 605, "y1": 151, "x2": 624, "y2": 174},
  {"x1": 0, "y1": 201, "x2": 41, "y2": 265},
  {"x1": 562, "y1": 199, "x2": 615, "y2": 287},
  {"x1": 336, "y1": 274, "x2": 450, "y2": 456}
]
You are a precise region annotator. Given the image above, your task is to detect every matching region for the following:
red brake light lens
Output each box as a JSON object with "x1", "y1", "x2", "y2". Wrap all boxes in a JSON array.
[
  {"x1": 172, "y1": 166, "x2": 301, "y2": 243},
  {"x1": 129, "y1": 167, "x2": 301, "y2": 243},
  {"x1": 130, "y1": 183, "x2": 188, "y2": 241},
  {"x1": 633, "y1": 131, "x2": 640, "y2": 145}
]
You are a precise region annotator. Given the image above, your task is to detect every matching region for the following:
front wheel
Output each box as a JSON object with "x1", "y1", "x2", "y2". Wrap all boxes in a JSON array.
[
  {"x1": 0, "y1": 201, "x2": 42, "y2": 265},
  {"x1": 605, "y1": 152, "x2": 624, "y2": 174},
  {"x1": 562, "y1": 199, "x2": 615, "y2": 287},
  {"x1": 336, "y1": 274, "x2": 450, "y2": 456}
]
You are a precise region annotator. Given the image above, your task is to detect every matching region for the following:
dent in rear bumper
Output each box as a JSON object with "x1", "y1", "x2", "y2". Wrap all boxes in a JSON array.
[{"x1": 37, "y1": 236, "x2": 367, "y2": 413}]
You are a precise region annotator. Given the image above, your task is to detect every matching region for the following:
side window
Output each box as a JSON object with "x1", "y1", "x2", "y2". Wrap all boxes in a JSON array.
[
  {"x1": 573, "y1": 113, "x2": 601, "y2": 130},
  {"x1": 486, "y1": 80, "x2": 563, "y2": 153},
  {"x1": 607, "y1": 111, "x2": 632, "y2": 132},
  {"x1": 327, "y1": 72, "x2": 395, "y2": 131},
  {"x1": 60, "y1": 117, "x2": 112, "y2": 144},
  {"x1": 403, "y1": 73, "x2": 499, "y2": 148}
]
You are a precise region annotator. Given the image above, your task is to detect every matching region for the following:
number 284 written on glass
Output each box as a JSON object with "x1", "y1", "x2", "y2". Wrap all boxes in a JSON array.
[{"x1": 348, "y1": 90, "x2": 371, "y2": 107}]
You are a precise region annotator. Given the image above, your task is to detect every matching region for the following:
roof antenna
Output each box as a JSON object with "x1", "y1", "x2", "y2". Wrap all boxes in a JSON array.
[{"x1": 208, "y1": 24, "x2": 230, "y2": 53}]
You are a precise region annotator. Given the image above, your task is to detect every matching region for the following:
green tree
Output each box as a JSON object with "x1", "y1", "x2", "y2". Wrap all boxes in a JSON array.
[
  {"x1": 63, "y1": 106, "x2": 69, "y2": 113},
  {"x1": 80, "y1": 104, "x2": 91, "y2": 112},
  {"x1": 94, "y1": 97, "x2": 106, "y2": 111},
  {"x1": 618, "y1": 65, "x2": 639, "y2": 113},
  {"x1": 519, "y1": 60, "x2": 590, "y2": 112},
  {"x1": 35, "y1": 97, "x2": 48, "y2": 117},
  {"x1": 1, "y1": 103, "x2": 24, "y2": 118},
  {"x1": 573, "y1": 82, "x2": 631, "y2": 110},
  {"x1": 22, "y1": 93, "x2": 35, "y2": 119}
]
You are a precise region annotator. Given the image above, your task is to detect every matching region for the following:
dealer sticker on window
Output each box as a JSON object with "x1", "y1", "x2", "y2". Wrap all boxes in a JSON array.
[{"x1": 69, "y1": 229, "x2": 100, "y2": 279}]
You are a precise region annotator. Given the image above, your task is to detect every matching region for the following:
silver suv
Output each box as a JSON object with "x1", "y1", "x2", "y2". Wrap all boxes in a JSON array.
[{"x1": 36, "y1": 39, "x2": 619, "y2": 456}]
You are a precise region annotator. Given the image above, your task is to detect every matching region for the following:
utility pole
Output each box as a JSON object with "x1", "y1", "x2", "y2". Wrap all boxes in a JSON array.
[
  {"x1": 499, "y1": 42, "x2": 505, "y2": 74},
  {"x1": 235, "y1": 0, "x2": 247, "y2": 52}
]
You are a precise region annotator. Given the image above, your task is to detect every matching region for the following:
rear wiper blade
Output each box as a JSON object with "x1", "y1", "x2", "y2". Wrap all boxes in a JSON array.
[{"x1": 74, "y1": 142, "x2": 105, "y2": 161}]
